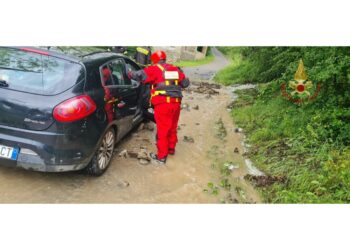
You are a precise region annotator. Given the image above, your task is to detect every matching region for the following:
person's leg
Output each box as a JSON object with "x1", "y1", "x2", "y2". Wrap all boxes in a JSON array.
[
  {"x1": 168, "y1": 103, "x2": 181, "y2": 154},
  {"x1": 154, "y1": 104, "x2": 172, "y2": 159}
]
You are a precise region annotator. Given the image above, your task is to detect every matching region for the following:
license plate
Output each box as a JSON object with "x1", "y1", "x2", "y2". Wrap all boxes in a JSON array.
[{"x1": 0, "y1": 144, "x2": 18, "y2": 160}]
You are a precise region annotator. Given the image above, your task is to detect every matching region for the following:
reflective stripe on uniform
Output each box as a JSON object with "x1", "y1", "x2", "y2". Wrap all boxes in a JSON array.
[
  {"x1": 166, "y1": 96, "x2": 170, "y2": 103},
  {"x1": 136, "y1": 47, "x2": 150, "y2": 55},
  {"x1": 156, "y1": 64, "x2": 165, "y2": 71}
]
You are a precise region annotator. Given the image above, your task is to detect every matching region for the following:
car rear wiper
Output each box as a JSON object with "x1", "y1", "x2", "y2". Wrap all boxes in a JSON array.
[{"x1": 0, "y1": 80, "x2": 9, "y2": 87}]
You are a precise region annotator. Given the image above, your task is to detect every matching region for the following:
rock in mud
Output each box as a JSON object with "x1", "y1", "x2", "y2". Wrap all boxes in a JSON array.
[
  {"x1": 194, "y1": 85, "x2": 219, "y2": 95},
  {"x1": 181, "y1": 103, "x2": 190, "y2": 111},
  {"x1": 192, "y1": 105, "x2": 199, "y2": 110},
  {"x1": 183, "y1": 136, "x2": 195, "y2": 143},
  {"x1": 234, "y1": 128, "x2": 243, "y2": 133},
  {"x1": 139, "y1": 159, "x2": 150, "y2": 165},
  {"x1": 226, "y1": 101, "x2": 235, "y2": 110},
  {"x1": 244, "y1": 175, "x2": 286, "y2": 187},
  {"x1": 137, "y1": 149, "x2": 151, "y2": 160},
  {"x1": 227, "y1": 163, "x2": 239, "y2": 171},
  {"x1": 117, "y1": 181, "x2": 130, "y2": 188},
  {"x1": 127, "y1": 150, "x2": 139, "y2": 159},
  {"x1": 118, "y1": 149, "x2": 129, "y2": 158},
  {"x1": 195, "y1": 123, "x2": 200, "y2": 126},
  {"x1": 234, "y1": 147, "x2": 239, "y2": 154},
  {"x1": 144, "y1": 122, "x2": 155, "y2": 131}
]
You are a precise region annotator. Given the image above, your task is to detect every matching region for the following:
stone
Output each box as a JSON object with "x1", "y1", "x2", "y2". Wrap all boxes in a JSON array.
[
  {"x1": 117, "y1": 181, "x2": 130, "y2": 188},
  {"x1": 137, "y1": 149, "x2": 151, "y2": 161},
  {"x1": 234, "y1": 128, "x2": 243, "y2": 133},
  {"x1": 181, "y1": 103, "x2": 190, "y2": 111},
  {"x1": 139, "y1": 159, "x2": 150, "y2": 165},
  {"x1": 234, "y1": 147, "x2": 239, "y2": 153},
  {"x1": 118, "y1": 149, "x2": 129, "y2": 158},
  {"x1": 127, "y1": 150, "x2": 139, "y2": 158},
  {"x1": 183, "y1": 136, "x2": 194, "y2": 143},
  {"x1": 144, "y1": 122, "x2": 154, "y2": 131},
  {"x1": 192, "y1": 105, "x2": 199, "y2": 110}
]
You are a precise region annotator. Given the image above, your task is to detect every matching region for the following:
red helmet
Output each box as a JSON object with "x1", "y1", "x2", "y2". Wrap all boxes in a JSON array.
[{"x1": 151, "y1": 50, "x2": 167, "y2": 64}]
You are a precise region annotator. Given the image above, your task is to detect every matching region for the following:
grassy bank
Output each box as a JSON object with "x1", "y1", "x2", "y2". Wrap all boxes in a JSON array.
[
  {"x1": 174, "y1": 48, "x2": 214, "y2": 67},
  {"x1": 220, "y1": 47, "x2": 350, "y2": 203},
  {"x1": 214, "y1": 47, "x2": 245, "y2": 85}
]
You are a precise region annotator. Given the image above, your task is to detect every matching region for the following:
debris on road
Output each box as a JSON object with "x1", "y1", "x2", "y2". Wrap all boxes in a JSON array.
[
  {"x1": 234, "y1": 128, "x2": 243, "y2": 133},
  {"x1": 183, "y1": 136, "x2": 195, "y2": 143},
  {"x1": 117, "y1": 181, "x2": 130, "y2": 188},
  {"x1": 181, "y1": 103, "x2": 190, "y2": 111},
  {"x1": 215, "y1": 118, "x2": 227, "y2": 140},
  {"x1": 234, "y1": 147, "x2": 239, "y2": 154},
  {"x1": 226, "y1": 101, "x2": 235, "y2": 110},
  {"x1": 192, "y1": 105, "x2": 199, "y2": 110},
  {"x1": 144, "y1": 122, "x2": 154, "y2": 131},
  {"x1": 225, "y1": 162, "x2": 239, "y2": 171},
  {"x1": 137, "y1": 149, "x2": 151, "y2": 160},
  {"x1": 195, "y1": 86, "x2": 219, "y2": 95},
  {"x1": 139, "y1": 159, "x2": 149, "y2": 165},
  {"x1": 127, "y1": 150, "x2": 138, "y2": 158},
  {"x1": 118, "y1": 149, "x2": 129, "y2": 158},
  {"x1": 244, "y1": 175, "x2": 286, "y2": 187}
]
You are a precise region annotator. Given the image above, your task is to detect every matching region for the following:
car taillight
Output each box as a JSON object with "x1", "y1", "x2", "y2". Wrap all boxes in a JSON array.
[{"x1": 53, "y1": 95, "x2": 97, "y2": 123}]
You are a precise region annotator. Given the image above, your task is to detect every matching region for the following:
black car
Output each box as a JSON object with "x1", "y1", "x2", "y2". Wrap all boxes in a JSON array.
[{"x1": 0, "y1": 47, "x2": 150, "y2": 176}]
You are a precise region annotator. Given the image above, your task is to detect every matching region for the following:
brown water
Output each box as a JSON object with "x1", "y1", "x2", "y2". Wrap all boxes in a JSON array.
[{"x1": 0, "y1": 84, "x2": 260, "y2": 203}]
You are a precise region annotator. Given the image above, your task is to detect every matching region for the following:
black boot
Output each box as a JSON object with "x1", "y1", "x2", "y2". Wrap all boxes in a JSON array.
[{"x1": 149, "y1": 152, "x2": 166, "y2": 164}]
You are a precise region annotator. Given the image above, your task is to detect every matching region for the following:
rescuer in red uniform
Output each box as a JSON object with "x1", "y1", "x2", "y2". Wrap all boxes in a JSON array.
[{"x1": 128, "y1": 50, "x2": 190, "y2": 164}]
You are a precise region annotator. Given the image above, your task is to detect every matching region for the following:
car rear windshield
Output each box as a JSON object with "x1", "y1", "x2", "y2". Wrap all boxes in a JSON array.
[{"x1": 0, "y1": 47, "x2": 85, "y2": 95}]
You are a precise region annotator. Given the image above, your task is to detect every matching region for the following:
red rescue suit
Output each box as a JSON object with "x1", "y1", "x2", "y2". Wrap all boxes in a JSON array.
[{"x1": 131, "y1": 63, "x2": 189, "y2": 159}]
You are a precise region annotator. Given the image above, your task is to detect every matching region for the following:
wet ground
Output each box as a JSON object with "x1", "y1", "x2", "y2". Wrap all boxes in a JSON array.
[{"x1": 0, "y1": 48, "x2": 261, "y2": 203}]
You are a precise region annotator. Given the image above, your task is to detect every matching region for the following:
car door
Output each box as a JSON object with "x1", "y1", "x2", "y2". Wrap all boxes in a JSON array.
[
  {"x1": 124, "y1": 58, "x2": 155, "y2": 122},
  {"x1": 102, "y1": 59, "x2": 139, "y2": 137}
]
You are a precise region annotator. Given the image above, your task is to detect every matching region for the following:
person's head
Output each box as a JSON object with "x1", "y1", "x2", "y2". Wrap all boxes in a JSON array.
[
  {"x1": 151, "y1": 50, "x2": 166, "y2": 64},
  {"x1": 102, "y1": 66, "x2": 112, "y2": 83}
]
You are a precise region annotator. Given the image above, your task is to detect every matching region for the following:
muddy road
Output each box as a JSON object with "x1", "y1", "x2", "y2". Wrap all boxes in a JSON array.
[{"x1": 0, "y1": 48, "x2": 261, "y2": 203}]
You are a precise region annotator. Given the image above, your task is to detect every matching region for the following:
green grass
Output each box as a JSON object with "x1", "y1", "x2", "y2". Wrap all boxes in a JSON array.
[
  {"x1": 232, "y1": 85, "x2": 350, "y2": 203},
  {"x1": 174, "y1": 54, "x2": 214, "y2": 67},
  {"x1": 214, "y1": 47, "x2": 247, "y2": 85}
]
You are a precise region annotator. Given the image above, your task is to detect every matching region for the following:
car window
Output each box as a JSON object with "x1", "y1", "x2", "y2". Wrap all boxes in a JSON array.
[
  {"x1": 125, "y1": 59, "x2": 140, "y2": 72},
  {"x1": 0, "y1": 47, "x2": 84, "y2": 95},
  {"x1": 109, "y1": 59, "x2": 130, "y2": 86}
]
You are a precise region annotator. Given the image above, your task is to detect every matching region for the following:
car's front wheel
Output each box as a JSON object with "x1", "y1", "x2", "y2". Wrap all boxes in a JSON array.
[{"x1": 86, "y1": 128, "x2": 115, "y2": 176}]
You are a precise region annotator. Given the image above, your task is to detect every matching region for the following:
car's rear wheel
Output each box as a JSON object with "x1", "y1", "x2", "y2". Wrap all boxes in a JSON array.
[{"x1": 86, "y1": 128, "x2": 115, "y2": 176}]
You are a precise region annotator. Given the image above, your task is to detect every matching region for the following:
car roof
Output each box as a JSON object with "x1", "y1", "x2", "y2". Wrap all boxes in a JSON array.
[{"x1": 15, "y1": 47, "x2": 131, "y2": 65}]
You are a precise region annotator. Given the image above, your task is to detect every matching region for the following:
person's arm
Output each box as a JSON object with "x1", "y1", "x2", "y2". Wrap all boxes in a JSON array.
[
  {"x1": 128, "y1": 66, "x2": 156, "y2": 84},
  {"x1": 178, "y1": 68, "x2": 190, "y2": 88}
]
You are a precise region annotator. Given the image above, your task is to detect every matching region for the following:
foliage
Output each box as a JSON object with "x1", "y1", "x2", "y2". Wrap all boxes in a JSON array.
[{"x1": 221, "y1": 46, "x2": 350, "y2": 203}]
